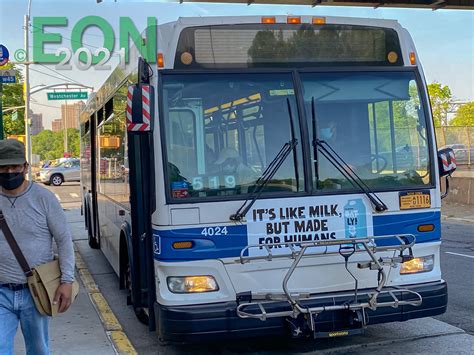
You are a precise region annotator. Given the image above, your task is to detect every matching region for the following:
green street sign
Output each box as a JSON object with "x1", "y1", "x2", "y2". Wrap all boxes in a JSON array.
[{"x1": 47, "y1": 92, "x2": 88, "y2": 100}]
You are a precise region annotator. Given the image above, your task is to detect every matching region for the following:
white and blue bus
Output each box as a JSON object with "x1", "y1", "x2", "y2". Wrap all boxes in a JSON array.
[{"x1": 80, "y1": 15, "x2": 457, "y2": 342}]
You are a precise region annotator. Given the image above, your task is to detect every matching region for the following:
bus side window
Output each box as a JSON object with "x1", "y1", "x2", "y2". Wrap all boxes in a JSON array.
[
  {"x1": 168, "y1": 109, "x2": 197, "y2": 181},
  {"x1": 96, "y1": 83, "x2": 130, "y2": 207}
]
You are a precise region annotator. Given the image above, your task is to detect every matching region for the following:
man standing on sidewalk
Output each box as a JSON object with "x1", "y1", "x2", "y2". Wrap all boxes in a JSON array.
[{"x1": 0, "y1": 139, "x2": 75, "y2": 355}]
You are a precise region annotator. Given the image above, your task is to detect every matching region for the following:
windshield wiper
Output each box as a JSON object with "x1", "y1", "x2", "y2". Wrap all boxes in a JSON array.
[
  {"x1": 311, "y1": 97, "x2": 388, "y2": 212},
  {"x1": 230, "y1": 99, "x2": 298, "y2": 221}
]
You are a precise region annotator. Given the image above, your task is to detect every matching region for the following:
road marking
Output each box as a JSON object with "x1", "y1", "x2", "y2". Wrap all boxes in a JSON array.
[
  {"x1": 55, "y1": 194, "x2": 61, "y2": 201},
  {"x1": 91, "y1": 293, "x2": 122, "y2": 331},
  {"x1": 70, "y1": 193, "x2": 79, "y2": 198},
  {"x1": 445, "y1": 251, "x2": 474, "y2": 259},
  {"x1": 74, "y1": 245, "x2": 137, "y2": 354},
  {"x1": 109, "y1": 331, "x2": 137, "y2": 355}
]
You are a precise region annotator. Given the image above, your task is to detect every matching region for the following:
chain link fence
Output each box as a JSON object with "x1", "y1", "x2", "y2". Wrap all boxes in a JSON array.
[{"x1": 435, "y1": 126, "x2": 473, "y2": 166}]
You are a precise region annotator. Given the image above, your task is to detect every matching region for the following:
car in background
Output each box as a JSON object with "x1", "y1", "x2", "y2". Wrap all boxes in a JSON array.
[
  {"x1": 453, "y1": 148, "x2": 474, "y2": 164},
  {"x1": 37, "y1": 158, "x2": 81, "y2": 186},
  {"x1": 440, "y1": 144, "x2": 473, "y2": 164}
]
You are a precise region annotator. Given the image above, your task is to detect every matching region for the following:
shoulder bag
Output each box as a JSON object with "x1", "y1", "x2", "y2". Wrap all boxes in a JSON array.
[{"x1": 0, "y1": 209, "x2": 79, "y2": 316}]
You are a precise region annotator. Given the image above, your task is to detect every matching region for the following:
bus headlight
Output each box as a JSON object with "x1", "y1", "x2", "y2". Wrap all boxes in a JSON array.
[
  {"x1": 400, "y1": 255, "x2": 434, "y2": 274},
  {"x1": 167, "y1": 276, "x2": 219, "y2": 293}
]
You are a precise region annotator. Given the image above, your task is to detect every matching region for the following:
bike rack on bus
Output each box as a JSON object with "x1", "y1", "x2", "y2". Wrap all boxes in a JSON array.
[{"x1": 235, "y1": 235, "x2": 423, "y2": 334}]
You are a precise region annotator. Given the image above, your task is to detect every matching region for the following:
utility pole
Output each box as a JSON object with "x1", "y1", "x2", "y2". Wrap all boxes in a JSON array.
[
  {"x1": 24, "y1": 5, "x2": 33, "y2": 181},
  {"x1": 63, "y1": 99, "x2": 68, "y2": 154},
  {"x1": 0, "y1": 82, "x2": 3, "y2": 140}
]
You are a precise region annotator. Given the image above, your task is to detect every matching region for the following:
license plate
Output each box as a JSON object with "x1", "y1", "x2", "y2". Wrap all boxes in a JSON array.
[{"x1": 399, "y1": 190, "x2": 431, "y2": 210}]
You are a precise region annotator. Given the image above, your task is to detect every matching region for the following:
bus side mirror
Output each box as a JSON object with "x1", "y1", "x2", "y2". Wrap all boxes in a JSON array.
[
  {"x1": 126, "y1": 84, "x2": 155, "y2": 132},
  {"x1": 437, "y1": 147, "x2": 456, "y2": 177},
  {"x1": 438, "y1": 148, "x2": 456, "y2": 199}
]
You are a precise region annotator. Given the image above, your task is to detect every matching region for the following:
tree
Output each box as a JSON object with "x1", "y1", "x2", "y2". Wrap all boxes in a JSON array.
[
  {"x1": 31, "y1": 129, "x2": 80, "y2": 160},
  {"x1": 1, "y1": 63, "x2": 25, "y2": 135},
  {"x1": 66, "y1": 128, "x2": 80, "y2": 157},
  {"x1": 32, "y1": 130, "x2": 63, "y2": 160},
  {"x1": 427, "y1": 82, "x2": 452, "y2": 127},
  {"x1": 450, "y1": 102, "x2": 474, "y2": 126},
  {"x1": 248, "y1": 30, "x2": 286, "y2": 63}
]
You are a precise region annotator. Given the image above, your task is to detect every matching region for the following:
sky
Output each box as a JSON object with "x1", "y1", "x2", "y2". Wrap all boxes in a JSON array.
[{"x1": 0, "y1": 0, "x2": 473, "y2": 129}]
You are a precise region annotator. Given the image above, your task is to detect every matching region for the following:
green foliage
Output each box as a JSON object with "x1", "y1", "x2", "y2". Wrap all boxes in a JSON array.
[
  {"x1": 427, "y1": 82, "x2": 452, "y2": 127},
  {"x1": 32, "y1": 129, "x2": 80, "y2": 160},
  {"x1": 32, "y1": 130, "x2": 63, "y2": 160},
  {"x1": 369, "y1": 82, "x2": 422, "y2": 153},
  {"x1": 1, "y1": 63, "x2": 25, "y2": 135},
  {"x1": 67, "y1": 128, "x2": 80, "y2": 157},
  {"x1": 451, "y1": 102, "x2": 474, "y2": 126}
]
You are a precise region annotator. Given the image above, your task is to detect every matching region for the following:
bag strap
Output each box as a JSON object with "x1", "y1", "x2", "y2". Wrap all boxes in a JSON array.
[{"x1": 0, "y1": 210, "x2": 33, "y2": 277}]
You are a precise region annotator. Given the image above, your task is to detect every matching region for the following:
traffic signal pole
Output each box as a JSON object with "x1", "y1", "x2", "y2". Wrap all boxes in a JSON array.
[
  {"x1": 64, "y1": 99, "x2": 68, "y2": 154},
  {"x1": 0, "y1": 82, "x2": 4, "y2": 140}
]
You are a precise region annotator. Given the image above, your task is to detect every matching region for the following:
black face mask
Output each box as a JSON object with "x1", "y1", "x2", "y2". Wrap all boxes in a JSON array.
[{"x1": 0, "y1": 172, "x2": 25, "y2": 191}]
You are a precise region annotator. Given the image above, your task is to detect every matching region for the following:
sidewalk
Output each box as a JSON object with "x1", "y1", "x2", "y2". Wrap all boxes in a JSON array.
[
  {"x1": 442, "y1": 200, "x2": 474, "y2": 223},
  {"x1": 453, "y1": 167, "x2": 474, "y2": 178},
  {"x1": 13, "y1": 210, "x2": 116, "y2": 355}
]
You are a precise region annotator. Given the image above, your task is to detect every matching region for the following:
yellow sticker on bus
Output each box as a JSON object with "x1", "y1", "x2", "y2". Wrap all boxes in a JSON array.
[{"x1": 399, "y1": 190, "x2": 431, "y2": 210}]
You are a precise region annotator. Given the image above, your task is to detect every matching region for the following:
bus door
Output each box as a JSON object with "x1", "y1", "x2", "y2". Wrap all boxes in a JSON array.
[{"x1": 125, "y1": 58, "x2": 157, "y2": 330}]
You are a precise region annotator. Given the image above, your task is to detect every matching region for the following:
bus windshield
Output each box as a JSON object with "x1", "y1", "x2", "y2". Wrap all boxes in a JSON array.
[
  {"x1": 161, "y1": 70, "x2": 431, "y2": 201},
  {"x1": 162, "y1": 72, "x2": 304, "y2": 200},
  {"x1": 303, "y1": 71, "x2": 431, "y2": 191}
]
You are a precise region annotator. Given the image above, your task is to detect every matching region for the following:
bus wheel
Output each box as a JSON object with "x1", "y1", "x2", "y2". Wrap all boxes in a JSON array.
[
  {"x1": 86, "y1": 206, "x2": 100, "y2": 249},
  {"x1": 124, "y1": 259, "x2": 149, "y2": 325}
]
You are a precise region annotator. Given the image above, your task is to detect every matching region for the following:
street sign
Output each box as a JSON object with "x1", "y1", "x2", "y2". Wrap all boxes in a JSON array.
[
  {"x1": 47, "y1": 91, "x2": 88, "y2": 100},
  {"x1": 12, "y1": 111, "x2": 18, "y2": 121},
  {"x1": 0, "y1": 45, "x2": 9, "y2": 66},
  {"x1": 0, "y1": 69, "x2": 17, "y2": 83}
]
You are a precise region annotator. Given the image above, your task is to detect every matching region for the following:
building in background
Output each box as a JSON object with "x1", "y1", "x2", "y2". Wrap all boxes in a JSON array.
[
  {"x1": 30, "y1": 111, "x2": 44, "y2": 135},
  {"x1": 61, "y1": 101, "x2": 85, "y2": 130},
  {"x1": 52, "y1": 119, "x2": 63, "y2": 132}
]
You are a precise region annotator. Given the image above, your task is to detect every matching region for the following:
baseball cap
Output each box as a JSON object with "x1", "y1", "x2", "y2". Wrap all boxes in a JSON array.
[{"x1": 0, "y1": 139, "x2": 27, "y2": 166}]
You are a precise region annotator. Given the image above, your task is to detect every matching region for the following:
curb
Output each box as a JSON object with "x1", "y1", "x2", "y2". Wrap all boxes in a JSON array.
[
  {"x1": 74, "y1": 248, "x2": 137, "y2": 355},
  {"x1": 441, "y1": 215, "x2": 474, "y2": 224}
]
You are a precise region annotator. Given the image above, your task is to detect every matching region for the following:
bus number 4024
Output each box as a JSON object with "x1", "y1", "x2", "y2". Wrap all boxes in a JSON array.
[{"x1": 201, "y1": 226, "x2": 229, "y2": 237}]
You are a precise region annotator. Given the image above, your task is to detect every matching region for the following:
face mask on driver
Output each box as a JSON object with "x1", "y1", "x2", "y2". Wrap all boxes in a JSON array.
[
  {"x1": 222, "y1": 159, "x2": 237, "y2": 174},
  {"x1": 320, "y1": 127, "x2": 334, "y2": 140},
  {"x1": 0, "y1": 172, "x2": 25, "y2": 190}
]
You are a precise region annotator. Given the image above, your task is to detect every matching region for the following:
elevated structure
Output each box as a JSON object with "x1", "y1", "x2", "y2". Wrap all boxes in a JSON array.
[{"x1": 178, "y1": 0, "x2": 474, "y2": 10}]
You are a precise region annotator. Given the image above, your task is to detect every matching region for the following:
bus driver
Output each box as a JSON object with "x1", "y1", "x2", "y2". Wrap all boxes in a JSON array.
[{"x1": 214, "y1": 147, "x2": 258, "y2": 188}]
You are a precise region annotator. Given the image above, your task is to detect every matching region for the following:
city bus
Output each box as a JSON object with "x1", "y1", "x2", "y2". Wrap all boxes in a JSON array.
[{"x1": 80, "y1": 15, "x2": 457, "y2": 342}]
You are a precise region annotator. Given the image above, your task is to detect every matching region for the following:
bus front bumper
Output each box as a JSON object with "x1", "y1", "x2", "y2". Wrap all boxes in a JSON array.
[{"x1": 155, "y1": 280, "x2": 447, "y2": 343}]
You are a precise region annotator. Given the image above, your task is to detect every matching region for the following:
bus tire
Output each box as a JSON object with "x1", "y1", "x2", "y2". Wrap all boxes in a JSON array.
[
  {"x1": 126, "y1": 258, "x2": 149, "y2": 325},
  {"x1": 83, "y1": 200, "x2": 88, "y2": 229},
  {"x1": 120, "y1": 233, "x2": 149, "y2": 326},
  {"x1": 86, "y1": 202, "x2": 100, "y2": 249},
  {"x1": 158, "y1": 337, "x2": 170, "y2": 347}
]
